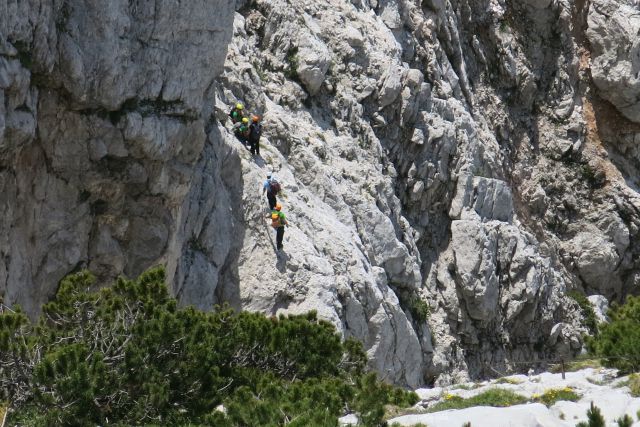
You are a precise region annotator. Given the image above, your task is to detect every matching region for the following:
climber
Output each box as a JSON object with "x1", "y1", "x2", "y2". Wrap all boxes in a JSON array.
[
  {"x1": 270, "y1": 203, "x2": 289, "y2": 251},
  {"x1": 234, "y1": 117, "x2": 251, "y2": 145},
  {"x1": 248, "y1": 115, "x2": 262, "y2": 156},
  {"x1": 229, "y1": 102, "x2": 245, "y2": 124},
  {"x1": 262, "y1": 173, "x2": 281, "y2": 210}
]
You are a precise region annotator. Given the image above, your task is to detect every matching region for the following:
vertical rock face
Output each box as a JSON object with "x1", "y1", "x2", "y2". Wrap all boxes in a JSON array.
[
  {"x1": 3, "y1": 0, "x2": 640, "y2": 387},
  {"x1": 215, "y1": 0, "x2": 640, "y2": 385},
  {"x1": 0, "y1": 1, "x2": 235, "y2": 315}
]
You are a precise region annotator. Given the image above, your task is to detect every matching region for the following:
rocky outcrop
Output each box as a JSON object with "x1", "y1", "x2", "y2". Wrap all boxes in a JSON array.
[
  {"x1": 4, "y1": 0, "x2": 640, "y2": 387},
  {"x1": 0, "y1": 1, "x2": 235, "y2": 314},
  {"x1": 587, "y1": 0, "x2": 640, "y2": 123}
]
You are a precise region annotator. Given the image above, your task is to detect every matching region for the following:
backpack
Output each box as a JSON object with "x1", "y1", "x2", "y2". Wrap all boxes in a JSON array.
[
  {"x1": 249, "y1": 123, "x2": 262, "y2": 142},
  {"x1": 269, "y1": 178, "x2": 281, "y2": 195},
  {"x1": 271, "y1": 212, "x2": 282, "y2": 228}
]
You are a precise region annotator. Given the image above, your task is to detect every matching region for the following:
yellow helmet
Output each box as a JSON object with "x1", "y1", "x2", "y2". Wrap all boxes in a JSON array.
[
  {"x1": 275, "y1": 203, "x2": 282, "y2": 211},
  {"x1": 236, "y1": 103, "x2": 244, "y2": 110},
  {"x1": 242, "y1": 117, "x2": 249, "y2": 124}
]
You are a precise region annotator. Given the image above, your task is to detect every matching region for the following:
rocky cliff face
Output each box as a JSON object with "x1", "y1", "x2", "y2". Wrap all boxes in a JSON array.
[
  {"x1": 0, "y1": 0, "x2": 235, "y2": 314},
  {"x1": 3, "y1": 0, "x2": 640, "y2": 387}
]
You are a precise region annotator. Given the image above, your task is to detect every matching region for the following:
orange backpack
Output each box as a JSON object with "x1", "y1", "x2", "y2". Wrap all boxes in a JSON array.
[{"x1": 271, "y1": 212, "x2": 281, "y2": 228}]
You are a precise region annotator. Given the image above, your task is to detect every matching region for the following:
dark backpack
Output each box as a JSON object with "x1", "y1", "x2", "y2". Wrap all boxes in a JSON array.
[
  {"x1": 249, "y1": 123, "x2": 262, "y2": 143},
  {"x1": 269, "y1": 178, "x2": 281, "y2": 194}
]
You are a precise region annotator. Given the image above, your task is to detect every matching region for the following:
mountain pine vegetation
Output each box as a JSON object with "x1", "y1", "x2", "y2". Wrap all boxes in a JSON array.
[
  {"x1": 576, "y1": 402, "x2": 605, "y2": 427},
  {"x1": 0, "y1": 267, "x2": 417, "y2": 426},
  {"x1": 588, "y1": 295, "x2": 640, "y2": 373}
]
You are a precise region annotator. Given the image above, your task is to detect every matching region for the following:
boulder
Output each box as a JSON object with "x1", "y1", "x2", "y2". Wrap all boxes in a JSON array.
[{"x1": 587, "y1": 0, "x2": 640, "y2": 123}]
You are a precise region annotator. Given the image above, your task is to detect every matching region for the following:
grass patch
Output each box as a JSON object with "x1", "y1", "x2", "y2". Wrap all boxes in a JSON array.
[
  {"x1": 450, "y1": 383, "x2": 481, "y2": 391},
  {"x1": 533, "y1": 387, "x2": 580, "y2": 406},
  {"x1": 586, "y1": 377, "x2": 608, "y2": 386},
  {"x1": 389, "y1": 423, "x2": 428, "y2": 427},
  {"x1": 550, "y1": 357, "x2": 601, "y2": 373},
  {"x1": 495, "y1": 377, "x2": 523, "y2": 385},
  {"x1": 624, "y1": 373, "x2": 640, "y2": 397},
  {"x1": 427, "y1": 389, "x2": 527, "y2": 413},
  {"x1": 384, "y1": 405, "x2": 424, "y2": 420}
]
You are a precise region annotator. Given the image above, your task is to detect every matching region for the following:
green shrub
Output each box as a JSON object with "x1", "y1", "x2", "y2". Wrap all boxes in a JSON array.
[
  {"x1": 408, "y1": 295, "x2": 430, "y2": 323},
  {"x1": 427, "y1": 389, "x2": 527, "y2": 413},
  {"x1": 576, "y1": 402, "x2": 605, "y2": 427},
  {"x1": 398, "y1": 292, "x2": 430, "y2": 324},
  {"x1": 567, "y1": 290, "x2": 598, "y2": 334},
  {"x1": 588, "y1": 296, "x2": 640, "y2": 373},
  {"x1": 616, "y1": 414, "x2": 634, "y2": 427},
  {"x1": 628, "y1": 373, "x2": 640, "y2": 396},
  {"x1": 285, "y1": 46, "x2": 300, "y2": 81},
  {"x1": 1, "y1": 267, "x2": 414, "y2": 426},
  {"x1": 534, "y1": 387, "x2": 580, "y2": 406}
]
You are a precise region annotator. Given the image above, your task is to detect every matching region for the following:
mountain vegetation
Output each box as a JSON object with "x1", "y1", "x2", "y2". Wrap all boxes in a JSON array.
[
  {"x1": 588, "y1": 296, "x2": 640, "y2": 373},
  {"x1": 0, "y1": 267, "x2": 417, "y2": 426}
]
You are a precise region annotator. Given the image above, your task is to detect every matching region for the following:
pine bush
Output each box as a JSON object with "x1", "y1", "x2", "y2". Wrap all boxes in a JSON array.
[
  {"x1": 616, "y1": 414, "x2": 633, "y2": 427},
  {"x1": 588, "y1": 296, "x2": 640, "y2": 373},
  {"x1": 576, "y1": 402, "x2": 606, "y2": 427},
  {"x1": 1, "y1": 267, "x2": 418, "y2": 426}
]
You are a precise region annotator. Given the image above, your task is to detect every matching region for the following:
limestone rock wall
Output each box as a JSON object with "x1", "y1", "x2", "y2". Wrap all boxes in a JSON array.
[
  {"x1": 3, "y1": 0, "x2": 640, "y2": 387},
  {"x1": 214, "y1": 0, "x2": 640, "y2": 385},
  {"x1": 0, "y1": 0, "x2": 235, "y2": 314}
]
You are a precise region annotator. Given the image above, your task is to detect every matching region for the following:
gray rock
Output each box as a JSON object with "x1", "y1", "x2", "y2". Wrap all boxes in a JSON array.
[
  {"x1": 587, "y1": 0, "x2": 640, "y2": 123},
  {"x1": 587, "y1": 295, "x2": 609, "y2": 323},
  {"x1": 0, "y1": 0, "x2": 235, "y2": 316},
  {"x1": 566, "y1": 232, "x2": 621, "y2": 293},
  {"x1": 378, "y1": 64, "x2": 403, "y2": 108},
  {"x1": 296, "y1": 33, "x2": 331, "y2": 95},
  {"x1": 6, "y1": 0, "x2": 640, "y2": 389}
]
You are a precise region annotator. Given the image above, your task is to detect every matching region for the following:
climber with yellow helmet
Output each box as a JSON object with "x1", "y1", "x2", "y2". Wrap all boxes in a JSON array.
[
  {"x1": 228, "y1": 102, "x2": 245, "y2": 124},
  {"x1": 233, "y1": 116, "x2": 251, "y2": 145},
  {"x1": 270, "y1": 203, "x2": 288, "y2": 252}
]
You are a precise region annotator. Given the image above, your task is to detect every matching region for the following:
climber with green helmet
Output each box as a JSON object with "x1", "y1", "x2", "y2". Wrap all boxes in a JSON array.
[{"x1": 229, "y1": 102, "x2": 245, "y2": 124}]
